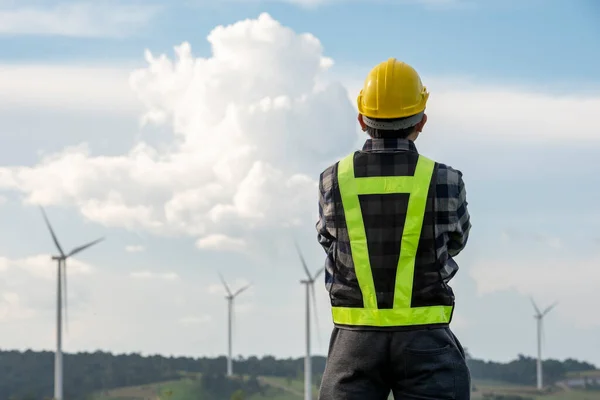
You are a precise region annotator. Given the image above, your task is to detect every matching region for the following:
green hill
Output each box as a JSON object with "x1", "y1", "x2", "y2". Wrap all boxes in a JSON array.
[
  {"x1": 90, "y1": 375, "x2": 310, "y2": 400},
  {"x1": 91, "y1": 376, "x2": 600, "y2": 400},
  {"x1": 91, "y1": 375, "x2": 600, "y2": 400}
]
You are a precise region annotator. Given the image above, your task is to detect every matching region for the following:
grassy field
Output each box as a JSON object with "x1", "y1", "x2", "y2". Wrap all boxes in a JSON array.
[
  {"x1": 258, "y1": 376, "x2": 317, "y2": 398},
  {"x1": 91, "y1": 376, "x2": 309, "y2": 400},
  {"x1": 567, "y1": 370, "x2": 600, "y2": 378},
  {"x1": 93, "y1": 375, "x2": 600, "y2": 400},
  {"x1": 471, "y1": 378, "x2": 600, "y2": 400},
  {"x1": 91, "y1": 378, "x2": 199, "y2": 400},
  {"x1": 472, "y1": 389, "x2": 600, "y2": 400}
]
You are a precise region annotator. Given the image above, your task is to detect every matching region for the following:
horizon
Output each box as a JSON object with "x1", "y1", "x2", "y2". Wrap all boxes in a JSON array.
[{"x1": 0, "y1": 348, "x2": 597, "y2": 368}]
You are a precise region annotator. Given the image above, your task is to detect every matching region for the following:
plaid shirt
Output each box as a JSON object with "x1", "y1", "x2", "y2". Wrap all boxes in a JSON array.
[{"x1": 316, "y1": 138, "x2": 471, "y2": 294}]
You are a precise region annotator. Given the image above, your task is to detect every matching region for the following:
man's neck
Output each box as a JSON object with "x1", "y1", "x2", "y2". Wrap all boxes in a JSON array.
[{"x1": 406, "y1": 133, "x2": 419, "y2": 141}]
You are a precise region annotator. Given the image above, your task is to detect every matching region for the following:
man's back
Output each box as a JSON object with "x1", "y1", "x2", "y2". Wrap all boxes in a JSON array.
[
  {"x1": 317, "y1": 138, "x2": 471, "y2": 317},
  {"x1": 316, "y1": 138, "x2": 472, "y2": 400}
]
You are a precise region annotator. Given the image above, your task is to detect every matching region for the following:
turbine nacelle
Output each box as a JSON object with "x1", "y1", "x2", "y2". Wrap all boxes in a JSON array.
[
  {"x1": 530, "y1": 297, "x2": 558, "y2": 319},
  {"x1": 219, "y1": 273, "x2": 252, "y2": 300}
]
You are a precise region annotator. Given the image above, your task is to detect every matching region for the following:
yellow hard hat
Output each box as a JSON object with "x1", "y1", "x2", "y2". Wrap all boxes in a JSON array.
[{"x1": 357, "y1": 58, "x2": 429, "y2": 120}]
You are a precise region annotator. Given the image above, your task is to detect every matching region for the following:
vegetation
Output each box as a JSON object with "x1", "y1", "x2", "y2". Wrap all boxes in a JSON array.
[
  {"x1": 468, "y1": 354, "x2": 596, "y2": 386},
  {"x1": 0, "y1": 348, "x2": 598, "y2": 400}
]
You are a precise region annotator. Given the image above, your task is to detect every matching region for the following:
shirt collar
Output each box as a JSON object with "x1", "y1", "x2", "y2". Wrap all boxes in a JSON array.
[{"x1": 361, "y1": 138, "x2": 418, "y2": 153}]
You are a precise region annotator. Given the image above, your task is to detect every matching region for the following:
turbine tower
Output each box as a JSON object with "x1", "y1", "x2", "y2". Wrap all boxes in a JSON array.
[
  {"x1": 219, "y1": 273, "x2": 251, "y2": 377},
  {"x1": 295, "y1": 242, "x2": 324, "y2": 400},
  {"x1": 40, "y1": 207, "x2": 104, "y2": 400},
  {"x1": 530, "y1": 298, "x2": 557, "y2": 390}
]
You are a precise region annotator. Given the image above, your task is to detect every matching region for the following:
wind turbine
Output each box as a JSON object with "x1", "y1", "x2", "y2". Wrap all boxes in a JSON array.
[
  {"x1": 530, "y1": 297, "x2": 558, "y2": 390},
  {"x1": 295, "y1": 242, "x2": 324, "y2": 400},
  {"x1": 40, "y1": 207, "x2": 104, "y2": 400},
  {"x1": 219, "y1": 273, "x2": 251, "y2": 377}
]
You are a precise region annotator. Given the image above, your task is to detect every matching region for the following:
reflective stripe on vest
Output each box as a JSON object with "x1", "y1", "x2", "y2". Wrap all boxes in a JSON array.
[{"x1": 332, "y1": 152, "x2": 453, "y2": 327}]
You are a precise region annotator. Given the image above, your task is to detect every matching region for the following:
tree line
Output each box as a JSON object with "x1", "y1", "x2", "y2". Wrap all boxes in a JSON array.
[
  {"x1": 467, "y1": 353, "x2": 595, "y2": 386},
  {"x1": 0, "y1": 348, "x2": 596, "y2": 400}
]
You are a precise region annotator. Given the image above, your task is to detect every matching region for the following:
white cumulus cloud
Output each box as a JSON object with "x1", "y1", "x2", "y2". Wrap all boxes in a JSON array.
[
  {"x1": 0, "y1": 12, "x2": 356, "y2": 248},
  {"x1": 0, "y1": 12, "x2": 599, "y2": 259}
]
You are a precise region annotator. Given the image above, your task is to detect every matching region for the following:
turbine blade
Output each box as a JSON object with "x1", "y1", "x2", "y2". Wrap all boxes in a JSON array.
[
  {"x1": 233, "y1": 283, "x2": 252, "y2": 297},
  {"x1": 294, "y1": 241, "x2": 312, "y2": 279},
  {"x1": 542, "y1": 301, "x2": 558, "y2": 317},
  {"x1": 310, "y1": 283, "x2": 322, "y2": 350},
  {"x1": 313, "y1": 267, "x2": 325, "y2": 281},
  {"x1": 530, "y1": 297, "x2": 541, "y2": 316},
  {"x1": 67, "y1": 237, "x2": 104, "y2": 257},
  {"x1": 218, "y1": 273, "x2": 232, "y2": 296},
  {"x1": 40, "y1": 207, "x2": 65, "y2": 257}
]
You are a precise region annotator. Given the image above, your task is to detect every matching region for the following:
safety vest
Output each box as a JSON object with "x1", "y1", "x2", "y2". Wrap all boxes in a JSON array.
[{"x1": 331, "y1": 151, "x2": 454, "y2": 328}]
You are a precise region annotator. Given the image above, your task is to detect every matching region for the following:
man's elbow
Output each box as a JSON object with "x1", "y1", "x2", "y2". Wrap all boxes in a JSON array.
[
  {"x1": 316, "y1": 221, "x2": 332, "y2": 251},
  {"x1": 448, "y1": 223, "x2": 471, "y2": 257},
  {"x1": 317, "y1": 232, "x2": 334, "y2": 253},
  {"x1": 448, "y1": 239, "x2": 467, "y2": 257}
]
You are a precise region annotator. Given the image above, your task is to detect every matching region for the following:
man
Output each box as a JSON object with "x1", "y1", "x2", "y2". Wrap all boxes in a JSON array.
[{"x1": 316, "y1": 58, "x2": 472, "y2": 400}]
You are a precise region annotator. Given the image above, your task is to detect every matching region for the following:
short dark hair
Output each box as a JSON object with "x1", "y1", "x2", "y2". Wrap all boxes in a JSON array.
[{"x1": 365, "y1": 116, "x2": 418, "y2": 139}]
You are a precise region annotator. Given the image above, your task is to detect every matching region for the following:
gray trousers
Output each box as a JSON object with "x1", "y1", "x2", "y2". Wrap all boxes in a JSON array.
[{"x1": 318, "y1": 327, "x2": 471, "y2": 400}]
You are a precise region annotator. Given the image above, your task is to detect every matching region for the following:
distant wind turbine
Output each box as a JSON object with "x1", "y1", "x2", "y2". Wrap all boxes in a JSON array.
[
  {"x1": 530, "y1": 297, "x2": 558, "y2": 390},
  {"x1": 219, "y1": 273, "x2": 251, "y2": 377},
  {"x1": 40, "y1": 207, "x2": 104, "y2": 400},
  {"x1": 295, "y1": 242, "x2": 324, "y2": 400}
]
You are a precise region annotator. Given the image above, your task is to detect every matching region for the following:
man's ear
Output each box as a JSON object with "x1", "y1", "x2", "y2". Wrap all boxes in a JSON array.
[
  {"x1": 358, "y1": 114, "x2": 367, "y2": 132},
  {"x1": 415, "y1": 113, "x2": 428, "y2": 132}
]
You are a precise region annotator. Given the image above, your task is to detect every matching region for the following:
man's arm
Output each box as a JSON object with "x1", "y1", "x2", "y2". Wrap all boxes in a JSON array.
[
  {"x1": 447, "y1": 171, "x2": 471, "y2": 257},
  {"x1": 316, "y1": 167, "x2": 336, "y2": 253},
  {"x1": 316, "y1": 167, "x2": 338, "y2": 292}
]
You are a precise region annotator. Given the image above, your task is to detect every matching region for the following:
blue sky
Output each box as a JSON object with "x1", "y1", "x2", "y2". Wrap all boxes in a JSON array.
[
  {"x1": 2, "y1": 0, "x2": 599, "y2": 86},
  {"x1": 0, "y1": 0, "x2": 599, "y2": 367}
]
